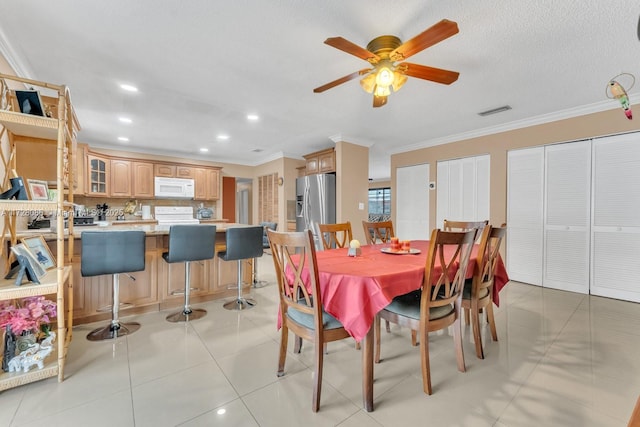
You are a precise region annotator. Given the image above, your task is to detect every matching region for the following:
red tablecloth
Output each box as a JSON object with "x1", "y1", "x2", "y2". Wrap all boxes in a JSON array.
[{"x1": 285, "y1": 240, "x2": 509, "y2": 342}]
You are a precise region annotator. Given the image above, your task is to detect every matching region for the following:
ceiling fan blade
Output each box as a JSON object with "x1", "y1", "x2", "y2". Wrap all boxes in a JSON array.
[
  {"x1": 400, "y1": 62, "x2": 459, "y2": 85},
  {"x1": 373, "y1": 95, "x2": 387, "y2": 108},
  {"x1": 324, "y1": 37, "x2": 380, "y2": 63},
  {"x1": 313, "y1": 69, "x2": 372, "y2": 93},
  {"x1": 390, "y1": 19, "x2": 459, "y2": 61}
]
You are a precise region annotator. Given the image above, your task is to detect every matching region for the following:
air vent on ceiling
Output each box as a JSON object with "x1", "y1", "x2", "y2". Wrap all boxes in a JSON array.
[
  {"x1": 252, "y1": 149, "x2": 264, "y2": 153},
  {"x1": 478, "y1": 105, "x2": 512, "y2": 117}
]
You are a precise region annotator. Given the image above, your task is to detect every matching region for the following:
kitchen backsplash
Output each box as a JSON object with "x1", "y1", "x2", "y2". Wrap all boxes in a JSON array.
[{"x1": 74, "y1": 196, "x2": 218, "y2": 221}]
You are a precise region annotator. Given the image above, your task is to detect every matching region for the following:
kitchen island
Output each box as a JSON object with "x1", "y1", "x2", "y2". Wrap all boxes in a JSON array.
[{"x1": 19, "y1": 223, "x2": 257, "y2": 325}]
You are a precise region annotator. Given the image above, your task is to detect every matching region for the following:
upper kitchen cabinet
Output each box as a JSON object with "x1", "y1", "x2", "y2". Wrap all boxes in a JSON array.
[
  {"x1": 154, "y1": 164, "x2": 193, "y2": 179},
  {"x1": 194, "y1": 167, "x2": 221, "y2": 200},
  {"x1": 87, "y1": 153, "x2": 110, "y2": 196},
  {"x1": 303, "y1": 147, "x2": 335, "y2": 175},
  {"x1": 110, "y1": 159, "x2": 132, "y2": 197},
  {"x1": 133, "y1": 161, "x2": 154, "y2": 198}
]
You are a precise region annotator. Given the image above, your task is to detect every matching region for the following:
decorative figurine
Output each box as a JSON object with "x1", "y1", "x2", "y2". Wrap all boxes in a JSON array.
[{"x1": 606, "y1": 73, "x2": 635, "y2": 120}]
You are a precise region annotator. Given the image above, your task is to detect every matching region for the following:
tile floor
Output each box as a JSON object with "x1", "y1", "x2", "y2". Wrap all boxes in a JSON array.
[{"x1": 1, "y1": 255, "x2": 639, "y2": 426}]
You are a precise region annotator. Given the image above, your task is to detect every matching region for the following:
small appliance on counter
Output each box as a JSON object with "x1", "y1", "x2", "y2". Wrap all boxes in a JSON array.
[
  {"x1": 73, "y1": 216, "x2": 95, "y2": 226},
  {"x1": 197, "y1": 204, "x2": 214, "y2": 220}
]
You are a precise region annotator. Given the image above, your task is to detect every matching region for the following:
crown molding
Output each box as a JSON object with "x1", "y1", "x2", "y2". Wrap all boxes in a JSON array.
[
  {"x1": 390, "y1": 98, "x2": 639, "y2": 155},
  {"x1": 0, "y1": 27, "x2": 34, "y2": 78}
]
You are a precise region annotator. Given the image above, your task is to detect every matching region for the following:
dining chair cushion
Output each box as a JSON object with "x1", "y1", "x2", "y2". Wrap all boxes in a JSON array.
[
  {"x1": 385, "y1": 291, "x2": 455, "y2": 321},
  {"x1": 462, "y1": 280, "x2": 490, "y2": 300},
  {"x1": 286, "y1": 299, "x2": 344, "y2": 330}
]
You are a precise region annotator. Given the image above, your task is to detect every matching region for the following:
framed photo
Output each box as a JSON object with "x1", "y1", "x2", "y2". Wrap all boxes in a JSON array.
[
  {"x1": 10, "y1": 243, "x2": 46, "y2": 279},
  {"x1": 26, "y1": 179, "x2": 49, "y2": 201},
  {"x1": 47, "y1": 188, "x2": 59, "y2": 201},
  {"x1": 15, "y1": 90, "x2": 45, "y2": 116},
  {"x1": 20, "y1": 236, "x2": 56, "y2": 271}
]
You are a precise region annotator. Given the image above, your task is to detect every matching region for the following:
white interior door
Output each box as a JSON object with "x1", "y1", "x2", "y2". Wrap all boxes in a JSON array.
[
  {"x1": 591, "y1": 133, "x2": 640, "y2": 302},
  {"x1": 507, "y1": 147, "x2": 544, "y2": 285},
  {"x1": 436, "y1": 154, "x2": 490, "y2": 228},
  {"x1": 396, "y1": 163, "x2": 430, "y2": 240},
  {"x1": 543, "y1": 140, "x2": 591, "y2": 294}
]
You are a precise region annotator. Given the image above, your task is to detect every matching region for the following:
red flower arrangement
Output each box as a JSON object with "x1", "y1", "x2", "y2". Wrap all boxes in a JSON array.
[{"x1": 0, "y1": 296, "x2": 57, "y2": 336}]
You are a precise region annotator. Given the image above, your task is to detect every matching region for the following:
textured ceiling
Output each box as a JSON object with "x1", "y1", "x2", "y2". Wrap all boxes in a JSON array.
[{"x1": 1, "y1": 1, "x2": 639, "y2": 180}]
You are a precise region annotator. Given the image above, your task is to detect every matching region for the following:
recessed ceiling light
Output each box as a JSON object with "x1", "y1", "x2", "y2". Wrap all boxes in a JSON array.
[
  {"x1": 119, "y1": 84, "x2": 138, "y2": 92},
  {"x1": 199, "y1": 148, "x2": 209, "y2": 152},
  {"x1": 216, "y1": 134, "x2": 230, "y2": 141},
  {"x1": 117, "y1": 136, "x2": 129, "y2": 142},
  {"x1": 119, "y1": 117, "x2": 132, "y2": 124},
  {"x1": 247, "y1": 114, "x2": 259, "y2": 121}
]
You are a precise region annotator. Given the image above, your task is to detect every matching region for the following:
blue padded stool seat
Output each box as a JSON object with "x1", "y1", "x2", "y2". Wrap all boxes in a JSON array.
[
  {"x1": 218, "y1": 225, "x2": 264, "y2": 310},
  {"x1": 163, "y1": 225, "x2": 216, "y2": 322},
  {"x1": 81, "y1": 230, "x2": 146, "y2": 341}
]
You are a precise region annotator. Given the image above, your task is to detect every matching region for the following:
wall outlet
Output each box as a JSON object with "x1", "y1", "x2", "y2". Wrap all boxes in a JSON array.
[{"x1": 358, "y1": 202, "x2": 364, "y2": 210}]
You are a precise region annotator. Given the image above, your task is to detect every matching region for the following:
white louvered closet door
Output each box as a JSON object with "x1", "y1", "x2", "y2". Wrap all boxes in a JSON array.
[
  {"x1": 436, "y1": 155, "x2": 490, "y2": 228},
  {"x1": 591, "y1": 133, "x2": 640, "y2": 302},
  {"x1": 507, "y1": 147, "x2": 544, "y2": 286},
  {"x1": 543, "y1": 140, "x2": 591, "y2": 294},
  {"x1": 396, "y1": 163, "x2": 430, "y2": 240}
]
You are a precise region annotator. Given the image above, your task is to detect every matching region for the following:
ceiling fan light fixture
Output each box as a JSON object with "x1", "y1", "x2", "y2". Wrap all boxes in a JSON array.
[
  {"x1": 374, "y1": 84, "x2": 390, "y2": 97},
  {"x1": 375, "y1": 67, "x2": 395, "y2": 87},
  {"x1": 391, "y1": 73, "x2": 408, "y2": 92},
  {"x1": 360, "y1": 73, "x2": 376, "y2": 93}
]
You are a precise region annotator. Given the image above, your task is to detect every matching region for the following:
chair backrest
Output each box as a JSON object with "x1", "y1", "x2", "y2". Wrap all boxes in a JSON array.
[
  {"x1": 260, "y1": 222, "x2": 278, "y2": 248},
  {"x1": 422, "y1": 229, "x2": 475, "y2": 309},
  {"x1": 81, "y1": 230, "x2": 146, "y2": 277},
  {"x1": 317, "y1": 222, "x2": 353, "y2": 250},
  {"x1": 221, "y1": 225, "x2": 264, "y2": 261},
  {"x1": 470, "y1": 225, "x2": 507, "y2": 297},
  {"x1": 267, "y1": 229, "x2": 324, "y2": 331},
  {"x1": 443, "y1": 219, "x2": 488, "y2": 241},
  {"x1": 165, "y1": 224, "x2": 216, "y2": 263},
  {"x1": 362, "y1": 220, "x2": 395, "y2": 245}
]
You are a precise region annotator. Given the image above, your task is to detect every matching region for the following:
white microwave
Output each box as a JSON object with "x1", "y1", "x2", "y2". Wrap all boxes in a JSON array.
[{"x1": 154, "y1": 177, "x2": 195, "y2": 199}]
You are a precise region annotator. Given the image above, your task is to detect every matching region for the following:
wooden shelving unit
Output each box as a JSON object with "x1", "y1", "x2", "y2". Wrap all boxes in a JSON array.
[{"x1": 0, "y1": 73, "x2": 78, "y2": 391}]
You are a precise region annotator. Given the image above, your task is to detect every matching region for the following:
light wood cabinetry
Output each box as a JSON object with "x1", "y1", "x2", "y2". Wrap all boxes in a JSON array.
[
  {"x1": 206, "y1": 168, "x2": 220, "y2": 200},
  {"x1": 0, "y1": 73, "x2": 76, "y2": 390},
  {"x1": 194, "y1": 167, "x2": 220, "y2": 201},
  {"x1": 303, "y1": 147, "x2": 335, "y2": 175},
  {"x1": 87, "y1": 153, "x2": 110, "y2": 196},
  {"x1": 132, "y1": 162, "x2": 154, "y2": 198},
  {"x1": 110, "y1": 159, "x2": 132, "y2": 197},
  {"x1": 176, "y1": 166, "x2": 194, "y2": 179},
  {"x1": 154, "y1": 164, "x2": 175, "y2": 177},
  {"x1": 193, "y1": 168, "x2": 208, "y2": 200}
]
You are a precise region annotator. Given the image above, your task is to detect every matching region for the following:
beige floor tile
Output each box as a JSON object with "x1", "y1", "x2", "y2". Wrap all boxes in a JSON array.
[{"x1": 178, "y1": 398, "x2": 259, "y2": 426}]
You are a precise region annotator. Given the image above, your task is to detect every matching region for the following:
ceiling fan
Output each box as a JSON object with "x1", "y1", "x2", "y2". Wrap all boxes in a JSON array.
[{"x1": 313, "y1": 19, "x2": 460, "y2": 107}]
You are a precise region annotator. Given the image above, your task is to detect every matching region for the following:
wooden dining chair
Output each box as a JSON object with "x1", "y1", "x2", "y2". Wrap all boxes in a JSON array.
[
  {"x1": 318, "y1": 221, "x2": 353, "y2": 250},
  {"x1": 461, "y1": 225, "x2": 506, "y2": 359},
  {"x1": 267, "y1": 229, "x2": 351, "y2": 412},
  {"x1": 443, "y1": 219, "x2": 488, "y2": 242},
  {"x1": 374, "y1": 228, "x2": 475, "y2": 395},
  {"x1": 362, "y1": 220, "x2": 395, "y2": 245}
]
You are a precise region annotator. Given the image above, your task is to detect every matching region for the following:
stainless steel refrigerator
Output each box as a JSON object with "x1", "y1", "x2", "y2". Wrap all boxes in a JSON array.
[{"x1": 296, "y1": 173, "x2": 336, "y2": 249}]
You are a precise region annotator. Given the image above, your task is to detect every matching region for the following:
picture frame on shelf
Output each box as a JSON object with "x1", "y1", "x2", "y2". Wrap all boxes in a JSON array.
[
  {"x1": 26, "y1": 179, "x2": 49, "y2": 201},
  {"x1": 15, "y1": 89, "x2": 45, "y2": 116},
  {"x1": 9, "y1": 243, "x2": 45, "y2": 280},
  {"x1": 20, "y1": 236, "x2": 56, "y2": 271},
  {"x1": 47, "y1": 188, "x2": 58, "y2": 201}
]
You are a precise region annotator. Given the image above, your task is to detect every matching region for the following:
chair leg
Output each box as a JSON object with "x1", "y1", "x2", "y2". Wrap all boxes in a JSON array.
[
  {"x1": 385, "y1": 319, "x2": 391, "y2": 333},
  {"x1": 471, "y1": 305, "x2": 484, "y2": 359},
  {"x1": 277, "y1": 326, "x2": 288, "y2": 377},
  {"x1": 419, "y1": 324, "x2": 432, "y2": 395},
  {"x1": 294, "y1": 335, "x2": 303, "y2": 354},
  {"x1": 312, "y1": 338, "x2": 324, "y2": 412},
  {"x1": 224, "y1": 259, "x2": 257, "y2": 310},
  {"x1": 355, "y1": 340, "x2": 361, "y2": 350},
  {"x1": 453, "y1": 318, "x2": 466, "y2": 373},
  {"x1": 411, "y1": 329, "x2": 418, "y2": 346},
  {"x1": 167, "y1": 261, "x2": 207, "y2": 322},
  {"x1": 87, "y1": 273, "x2": 140, "y2": 341},
  {"x1": 486, "y1": 301, "x2": 498, "y2": 342},
  {"x1": 374, "y1": 315, "x2": 381, "y2": 363},
  {"x1": 464, "y1": 307, "x2": 471, "y2": 325}
]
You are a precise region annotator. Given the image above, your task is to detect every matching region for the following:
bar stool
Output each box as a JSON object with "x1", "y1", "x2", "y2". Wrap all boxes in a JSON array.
[
  {"x1": 81, "y1": 230, "x2": 146, "y2": 341},
  {"x1": 163, "y1": 224, "x2": 216, "y2": 322},
  {"x1": 219, "y1": 225, "x2": 264, "y2": 310}
]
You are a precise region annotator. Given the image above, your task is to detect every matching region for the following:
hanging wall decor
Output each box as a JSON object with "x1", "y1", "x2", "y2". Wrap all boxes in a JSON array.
[{"x1": 606, "y1": 73, "x2": 635, "y2": 120}]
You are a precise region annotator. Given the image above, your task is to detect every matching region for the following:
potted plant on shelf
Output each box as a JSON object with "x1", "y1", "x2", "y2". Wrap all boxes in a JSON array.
[{"x1": 1, "y1": 296, "x2": 57, "y2": 361}]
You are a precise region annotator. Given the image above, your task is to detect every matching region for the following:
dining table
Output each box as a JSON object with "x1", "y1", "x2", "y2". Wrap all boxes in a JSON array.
[{"x1": 305, "y1": 239, "x2": 509, "y2": 412}]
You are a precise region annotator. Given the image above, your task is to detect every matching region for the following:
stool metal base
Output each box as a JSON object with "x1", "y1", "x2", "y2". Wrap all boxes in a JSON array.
[
  {"x1": 253, "y1": 280, "x2": 268, "y2": 289},
  {"x1": 224, "y1": 297, "x2": 256, "y2": 310},
  {"x1": 87, "y1": 322, "x2": 140, "y2": 341},
  {"x1": 166, "y1": 308, "x2": 207, "y2": 322}
]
